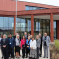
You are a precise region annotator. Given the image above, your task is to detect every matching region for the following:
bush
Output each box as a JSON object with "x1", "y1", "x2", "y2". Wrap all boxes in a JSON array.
[{"x1": 55, "y1": 40, "x2": 59, "y2": 49}]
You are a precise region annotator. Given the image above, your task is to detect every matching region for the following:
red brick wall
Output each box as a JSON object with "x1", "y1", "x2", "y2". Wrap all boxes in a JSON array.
[{"x1": 0, "y1": 0, "x2": 59, "y2": 11}]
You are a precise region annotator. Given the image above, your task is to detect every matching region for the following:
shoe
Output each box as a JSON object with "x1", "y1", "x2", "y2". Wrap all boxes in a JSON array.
[
  {"x1": 47, "y1": 57, "x2": 48, "y2": 58},
  {"x1": 2, "y1": 56, "x2": 3, "y2": 58},
  {"x1": 40, "y1": 55, "x2": 41, "y2": 57}
]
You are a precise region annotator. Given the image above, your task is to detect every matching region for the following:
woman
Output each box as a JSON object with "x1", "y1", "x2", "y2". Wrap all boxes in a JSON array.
[
  {"x1": 26, "y1": 36, "x2": 31, "y2": 58},
  {"x1": 36, "y1": 35, "x2": 41, "y2": 59},
  {"x1": 21, "y1": 36, "x2": 26, "y2": 59},
  {"x1": 15, "y1": 35, "x2": 20, "y2": 58},
  {"x1": 29, "y1": 36, "x2": 37, "y2": 59}
]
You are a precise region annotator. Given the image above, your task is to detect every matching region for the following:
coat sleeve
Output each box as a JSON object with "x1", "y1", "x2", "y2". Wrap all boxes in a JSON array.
[
  {"x1": 1, "y1": 39, "x2": 3, "y2": 48},
  {"x1": 39, "y1": 39, "x2": 41, "y2": 47},
  {"x1": 6, "y1": 38, "x2": 9, "y2": 47},
  {"x1": 48, "y1": 36, "x2": 50, "y2": 43}
]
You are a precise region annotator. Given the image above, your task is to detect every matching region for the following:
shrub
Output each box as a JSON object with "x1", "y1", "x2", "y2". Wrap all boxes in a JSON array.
[{"x1": 55, "y1": 40, "x2": 59, "y2": 49}]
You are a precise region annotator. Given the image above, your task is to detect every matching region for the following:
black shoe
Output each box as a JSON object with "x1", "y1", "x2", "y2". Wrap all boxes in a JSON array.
[
  {"x1": 47, "y1": 57, "x2": 48, "y2": 58},
  {"x1": 40, "y1": 55, "x2": 41, "y2": 57},
  {"x1": 2, "y1": 56, "x2": 3, "y2": 58}
]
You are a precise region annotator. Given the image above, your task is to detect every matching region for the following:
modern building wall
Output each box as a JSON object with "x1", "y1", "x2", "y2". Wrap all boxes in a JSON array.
[{"x1": 0, "y1": 0, "x2": 59, "y2": 11}]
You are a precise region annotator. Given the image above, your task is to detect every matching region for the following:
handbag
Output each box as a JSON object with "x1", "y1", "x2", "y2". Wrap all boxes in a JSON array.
[{"x1": 22, "y1": 44, "x2": 25, "y2": 47}]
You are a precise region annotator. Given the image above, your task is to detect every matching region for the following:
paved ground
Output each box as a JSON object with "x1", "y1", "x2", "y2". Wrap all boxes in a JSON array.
[{"x1": 0, "y1": 46, "x2": 50, "y2": 59}]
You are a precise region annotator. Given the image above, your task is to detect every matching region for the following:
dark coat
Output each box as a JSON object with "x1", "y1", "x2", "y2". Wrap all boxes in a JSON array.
[
  {"x1": 40, "y1": 37, "x2": 42, "y2": 50},
  {"x1": 1, "y1": 38, "x2": 9, "y2": 49},
  {"x1": 8, "y1": 37, "x2": 15, "y2": 48}
]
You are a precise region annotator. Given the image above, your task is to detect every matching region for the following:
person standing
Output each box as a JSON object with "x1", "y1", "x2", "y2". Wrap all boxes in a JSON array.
[
  {"x1": 39, "y1": 33, "x2": 42, "y2": 57},
  {"x1": 21, "y1": 36, "x2": 26, "y2": 59},
  {"x1": 14, "y1": 32, "x2": 21, "y2": 56},
  {"x1": 8, "y1": 34, "x2": 15, "y2": 59},
  {"x1": 36, "y1": 35, "x2": 41, "y2": 59},
  {"x1": 15, "y1": 35, "x2": 21, "y2": 58},
  {"x1": 1, "y1": 34, "x2": 9, "y2": 59},
  {"x1": 43, "y1": 33, "x2": 50, "y2": 58},
  {"x1": 26, "y1": 36, "x2": 31, "y2": 58},
  {"x1": 29, "y1": 37, "x2": 37, "y2": 59}
]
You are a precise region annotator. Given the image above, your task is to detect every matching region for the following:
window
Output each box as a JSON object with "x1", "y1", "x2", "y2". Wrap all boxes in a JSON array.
[
  {"x1": 25, "y1": 6, "x2": 29, "y2": 10},
  {"x1": 16, "y1": 18, "x2": 31, "y2": 37},
  {"x1": 54, "y1": 21, "x2": 57, "y2": 39},
  {"x1": 0, "y1": 17, "x2": 14, "y2": 36},
  {"x1": 25, "y1": 6, "x2": 48, "y2": 10},
  {"x1": 34, "y1": 19, "x2": 50, "y2": 37}
]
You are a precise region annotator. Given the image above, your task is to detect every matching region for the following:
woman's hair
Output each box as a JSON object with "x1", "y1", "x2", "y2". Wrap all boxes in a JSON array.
[
  {"x1": 22, "y1": 36, "x2": 25, "y2": 39},
  {"x1": 16, "y1": 35, "x2": 19, "y2": 38},
  {"x1": 32, "y1": 36, "x2": 35, "y2": 39}
]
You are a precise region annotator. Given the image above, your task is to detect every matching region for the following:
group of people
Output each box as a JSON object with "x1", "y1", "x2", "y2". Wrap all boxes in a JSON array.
[{"x1": 0, "y1": 32, "x2": 50, "y2": 59}]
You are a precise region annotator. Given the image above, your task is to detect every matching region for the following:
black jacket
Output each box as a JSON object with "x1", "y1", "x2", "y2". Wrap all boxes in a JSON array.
[{"x1": 1, "y1": 38, "x2": 9, "y2": 49}]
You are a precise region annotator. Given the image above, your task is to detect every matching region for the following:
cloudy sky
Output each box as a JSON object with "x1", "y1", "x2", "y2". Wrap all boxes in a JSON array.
[{"x1": 18, "y1": 0, "x2": 59, "y2": 7}]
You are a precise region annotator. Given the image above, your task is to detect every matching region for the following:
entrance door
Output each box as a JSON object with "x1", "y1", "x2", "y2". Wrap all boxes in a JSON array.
[{"x1": 34, "y1": 19, "x2": 50, "y2": 37}]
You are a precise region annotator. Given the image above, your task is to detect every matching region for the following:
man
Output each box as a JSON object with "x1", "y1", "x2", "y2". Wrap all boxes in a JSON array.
[
  {"x1": 39, "y1": 33, "x2": 42, "y2": 57},
  {"x1": 1, "y1": 34, "x2": 9, "y2": 59},
  {"x1": 24, "y1": 32, "x2": 28, "y2": 39},
  {"x1": 8, "y1": 34, "x2": 15, "y2": 59},
  {"x1": 42, "y1": 33, "x2": 50, "y2": 58}
]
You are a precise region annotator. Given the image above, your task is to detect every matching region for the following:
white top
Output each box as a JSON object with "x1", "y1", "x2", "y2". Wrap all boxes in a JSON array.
[
  {"x1": 0, "y1": 37, "x2": 2, "y2": 41},
  {"x1": 30, "y1": 40, "x2": 36, "y2": 49},
  {"x1": 15, "y1": 38, "x2": 20, "y2": 46}
]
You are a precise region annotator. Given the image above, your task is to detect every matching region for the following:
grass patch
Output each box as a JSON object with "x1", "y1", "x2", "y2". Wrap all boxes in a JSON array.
[{"x1": 55, "y1": 40, "x2": 59, "y2": 49}]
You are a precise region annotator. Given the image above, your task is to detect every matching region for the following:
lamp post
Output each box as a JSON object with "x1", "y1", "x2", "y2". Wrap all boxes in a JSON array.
[{"x1": 15, "y1": 0, "x2": 17, "y2": 34}]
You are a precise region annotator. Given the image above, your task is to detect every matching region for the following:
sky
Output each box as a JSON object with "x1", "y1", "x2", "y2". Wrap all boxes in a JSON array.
[{"x1": 17, "y1": 0, "x2": 59, "y2": 7}]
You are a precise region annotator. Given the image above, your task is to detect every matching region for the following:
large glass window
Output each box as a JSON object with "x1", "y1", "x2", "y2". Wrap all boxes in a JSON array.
[
  {"x1": 0, "y1": 17, "x2": 14, "y2": 36},
  {"x1": 16, "y1": 18, "x2": 31, "y2": 38}
]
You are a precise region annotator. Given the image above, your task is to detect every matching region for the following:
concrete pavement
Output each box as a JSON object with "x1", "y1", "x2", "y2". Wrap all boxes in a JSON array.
[{"x1": 0, "y1": 46, "x2": 50, "y2": 59}]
